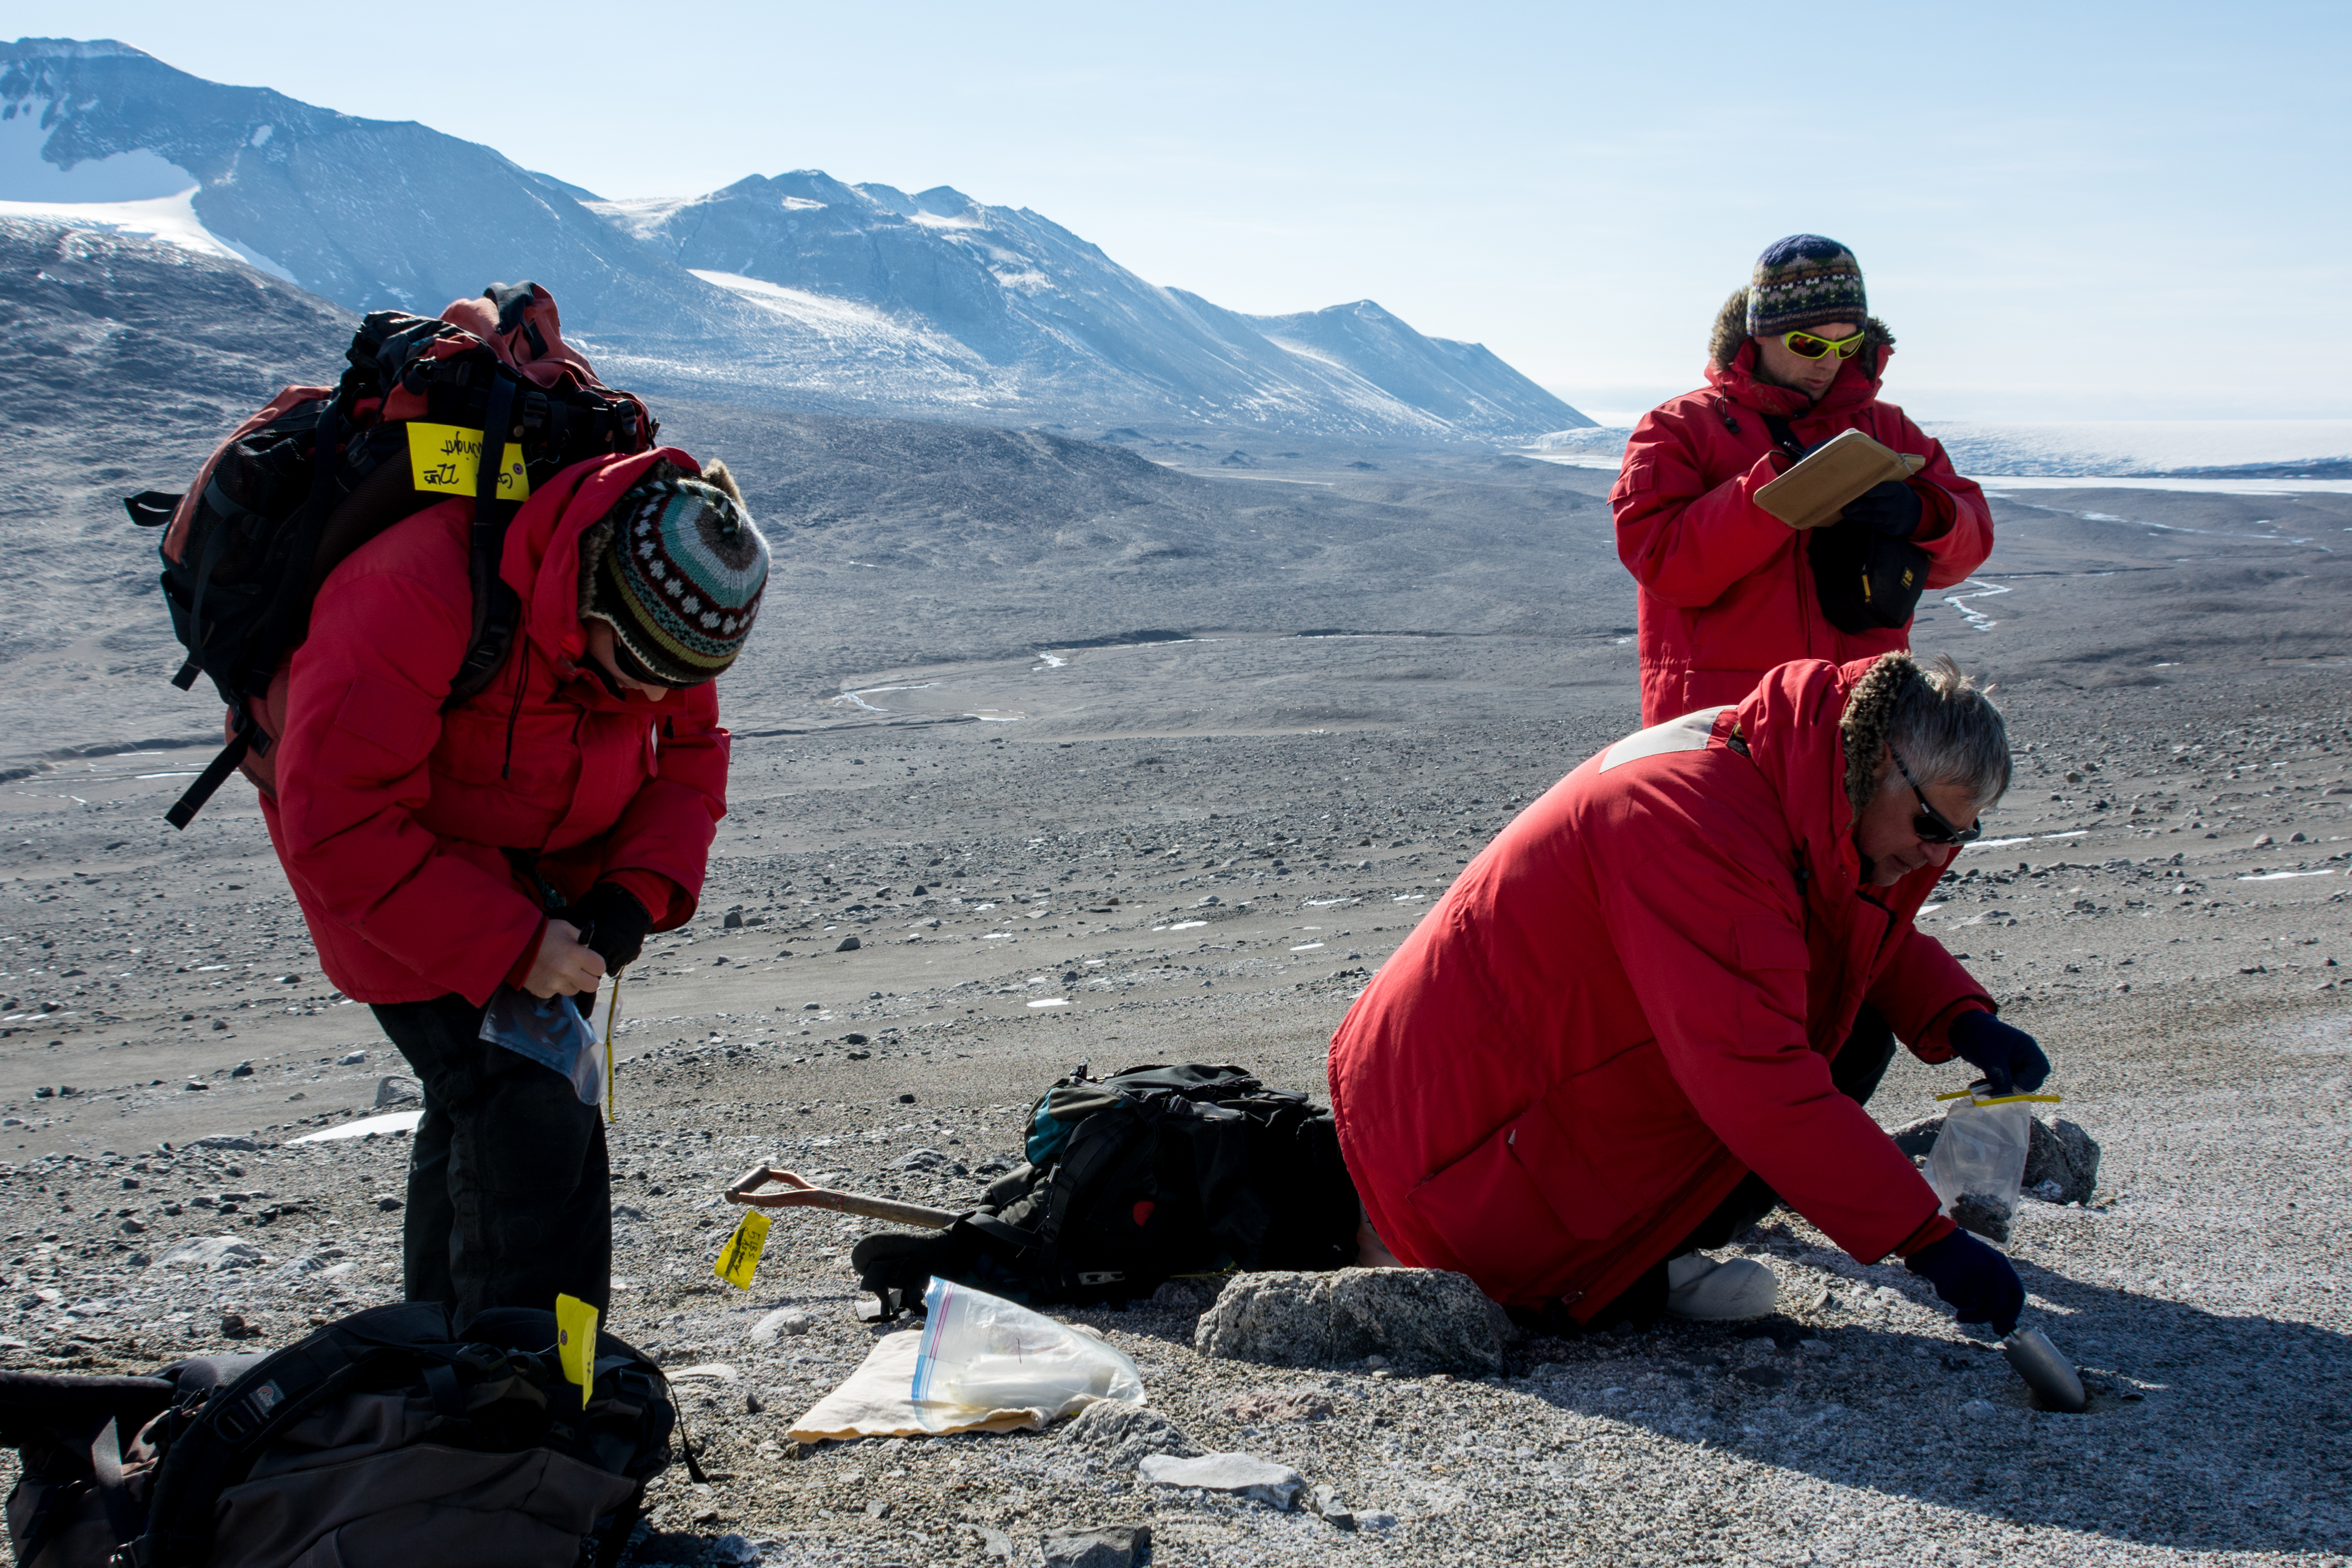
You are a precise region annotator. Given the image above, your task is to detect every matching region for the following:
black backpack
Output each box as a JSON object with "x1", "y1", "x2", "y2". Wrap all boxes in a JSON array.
[
  {"x1": 851, "y1": 1062, "x2": 1361, "y2": 1316},
  {"x1": 0, "y1": 1301, "x2": 675, "y2": 1568},
  {"x1": 123, "y1": 281, "x2": 657, "y2": 830}
]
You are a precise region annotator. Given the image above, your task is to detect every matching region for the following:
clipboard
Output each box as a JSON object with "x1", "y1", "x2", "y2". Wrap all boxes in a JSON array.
[{"x1": 1754, "y1": 429, "x2": 1928, "y2": 531}]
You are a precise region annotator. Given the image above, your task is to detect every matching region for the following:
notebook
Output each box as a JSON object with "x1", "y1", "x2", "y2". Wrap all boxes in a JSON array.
[{"x1": 1755, "y1": 429, "x2": 1929, "y2": 531}]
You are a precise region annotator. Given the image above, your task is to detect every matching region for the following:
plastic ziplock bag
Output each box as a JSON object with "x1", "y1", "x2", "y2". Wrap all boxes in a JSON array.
[
  {"x1": 909, "y1": 1276, "x2": 1144, "y2": 1433},
  {"x1": 479, "y1": 985, "x2": 606, "y2": 1106},
  {"x1": 1923, "y1": 1082, "x2": 2061, "y2": 1247}
]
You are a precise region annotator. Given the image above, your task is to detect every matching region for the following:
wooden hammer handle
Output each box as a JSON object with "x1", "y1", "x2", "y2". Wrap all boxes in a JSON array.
[{"x1": 723, "y1": 1164, "x2": 957, "y2": 1230}]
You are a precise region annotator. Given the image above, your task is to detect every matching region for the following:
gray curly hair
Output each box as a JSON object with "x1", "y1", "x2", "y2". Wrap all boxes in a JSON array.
[{"x1": 1841, "y1": 653, "x2": 2011, "y2": 821}]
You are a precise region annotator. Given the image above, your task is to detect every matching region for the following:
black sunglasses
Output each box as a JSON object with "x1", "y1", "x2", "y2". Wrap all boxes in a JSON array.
[
  {"x1": 1891, "y1": 747, "x2": 1982, "y2": 845},
  {"x1": 609, "y1": 638, "x2": 696, "y2": 691}
]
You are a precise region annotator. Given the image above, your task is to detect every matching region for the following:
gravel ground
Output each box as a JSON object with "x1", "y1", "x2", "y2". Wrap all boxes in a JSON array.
[{"x1": 1, "y1": 661, "x2": 2346, "y2": 1566}]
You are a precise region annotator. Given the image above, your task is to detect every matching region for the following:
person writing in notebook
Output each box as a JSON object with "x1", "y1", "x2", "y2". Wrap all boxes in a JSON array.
[{"x1": 1611, "y1": 235, "x2": 1992, "y2": 729}]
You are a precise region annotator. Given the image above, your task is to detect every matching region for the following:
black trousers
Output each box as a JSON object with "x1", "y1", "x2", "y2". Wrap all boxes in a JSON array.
[
  {"x1": 1582, "y1": 1004, "x2": 1899, "y2": 1329},
  {"x1": 372, "y1": 992, "x2": 610, "y2": 1328}
]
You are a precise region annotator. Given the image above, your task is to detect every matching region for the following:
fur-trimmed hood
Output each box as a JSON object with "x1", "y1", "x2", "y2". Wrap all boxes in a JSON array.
[
  {"x1": 1708, "y1": 286, "x2": 1895, "y2": 378},
  {"x1": 1838, "y1": 650, "x2": 1918, "y2": 821}
]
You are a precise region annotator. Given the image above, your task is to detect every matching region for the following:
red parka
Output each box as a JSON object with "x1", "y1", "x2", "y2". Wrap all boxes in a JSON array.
[
  {"x1": 1327, "y1": 658, "x2": 1989, "y2": 1316},
  {"x1": 252, "y1": 448, "x2": 730, "y2": 1007},
  {"x1": 1612, "y1": 322, "x2": 1993, "y2": 727}
]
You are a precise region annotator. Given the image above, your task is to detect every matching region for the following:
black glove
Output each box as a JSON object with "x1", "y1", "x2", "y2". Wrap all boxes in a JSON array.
[
  {"x1": 1949, "y1": 1010, "x2": 2050, "y2": 1095},
  {"x1": 565, "y1": 881, "x2": 652, "y2": 975},
  {"x1": 1906, "y1": 1228, "x2": 2024, "y2": 1334},
  {"x1": 1840, "y1": 479, "x2": 1923, "y2": 537}
]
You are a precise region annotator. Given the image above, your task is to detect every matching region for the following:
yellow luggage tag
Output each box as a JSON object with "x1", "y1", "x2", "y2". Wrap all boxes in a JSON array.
[
  {"x1": 555, "y1": 1292, "x2": 599, "y2": 1409},
  {"x1": 713, "y1": 1209, "x2": 773, "y2": 1289},
  {"x1": 407, "y1": 422, "x2": 530, "y2": 501}
]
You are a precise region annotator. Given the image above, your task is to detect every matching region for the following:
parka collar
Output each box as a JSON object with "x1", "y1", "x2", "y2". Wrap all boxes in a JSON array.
[{"x1": 1706, "y1": 334, "x2": 1890, "y2": 420}]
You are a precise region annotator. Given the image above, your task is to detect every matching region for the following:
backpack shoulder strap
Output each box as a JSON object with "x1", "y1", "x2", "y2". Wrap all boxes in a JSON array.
[
  {"x1": 162, "y1": 396, "x2": 342, "y2": 832},
  {"x1": 446, "y1": 375, "x2": 523, "y2": 707}
]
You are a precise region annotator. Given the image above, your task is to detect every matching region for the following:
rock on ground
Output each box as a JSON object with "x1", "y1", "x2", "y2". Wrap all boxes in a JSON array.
[
  {"x1": 2023, "y1": 1116, "x2": 2102, "y2": 1203},
  {"x1": 1041, "y1": 1524, "x2": 1148, "y2": 1568},
  {"x1": 1194, "y1": 1266, "x2": 1502, "y2": 1376},
  {"x1": 1136, "y1": 1451, "x2": 1305, "y2": 1510},
  {"x1": 1054, "y1": 1399, "x2": 1200, "y2": 1470}
]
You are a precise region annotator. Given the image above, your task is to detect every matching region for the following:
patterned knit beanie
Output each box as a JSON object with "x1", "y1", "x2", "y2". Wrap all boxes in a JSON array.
[
  {"x1": 580, "y1": 460, "x2": 769, "y2": 686},
  {"x1": 1746, "y1": 235, "x2": 1867, "y2": 337}
]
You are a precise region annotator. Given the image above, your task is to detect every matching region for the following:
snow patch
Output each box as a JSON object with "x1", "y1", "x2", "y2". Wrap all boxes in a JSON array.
[
  {"x1": 583, "y1": 195, "x2": 703, "y2": 241},
  {"x1": 0, "y1": 185, "x2": 296, "y2": 280},
  {"x1": 291, "y1": 1111, "x2": 425, "y2": 1144}
]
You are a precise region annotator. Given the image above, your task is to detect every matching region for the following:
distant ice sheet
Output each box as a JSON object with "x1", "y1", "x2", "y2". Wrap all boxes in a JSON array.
[
  {"x1": 1979, "y1": 476, "x2": 2352, "y2": 496},
  {"x1": 1524, "y1": 419, "x2": 2352, "y2": 489},
  {"x1": 1926, "y1": 420, "x2": 2352, "y2": 478}
]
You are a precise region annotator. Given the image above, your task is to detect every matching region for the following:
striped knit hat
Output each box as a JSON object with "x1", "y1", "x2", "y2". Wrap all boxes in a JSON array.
[
  {"x1": 1746, "y1": 235, "x2": 1867, "y2": 337},
  {"x1": 580, "y1": 461, "x2": 769, "y2": 686}
]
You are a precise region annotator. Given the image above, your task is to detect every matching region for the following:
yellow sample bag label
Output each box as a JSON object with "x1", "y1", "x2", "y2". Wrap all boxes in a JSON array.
[
  {"x1": 714, "y1": 1209, "x2": 772, "y2": 1289},
  {"x1": 406, "y1": 422, "x2": 530, "y2": 501},
  {"x1": 555, "y1": 1292, "x2": 599, "y2": 1409}
]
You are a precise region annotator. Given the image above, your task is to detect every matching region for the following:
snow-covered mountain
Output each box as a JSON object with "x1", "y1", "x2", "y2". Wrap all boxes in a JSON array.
[
  {"x1": 598, "y1": 172, "x2": 1585, "y2": 438},
  {"x1": 0, "y1": 39, "x2": 734, "y2": 355},
  {"x1": 1, "y1": 38, "x2": 1587, "y2": 440}
]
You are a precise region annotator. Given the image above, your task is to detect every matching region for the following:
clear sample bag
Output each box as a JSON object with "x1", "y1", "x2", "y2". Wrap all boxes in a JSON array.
[
  {"x1": 1923, "y1": 1082, "x2": 2062, "y2": 1247},
  {"x1": 479, "y1": 985, "x2": 606, "y2": 1107},
  {"x1": 910, "y1": 1276, "x2": 1144, "y2": 1432}
]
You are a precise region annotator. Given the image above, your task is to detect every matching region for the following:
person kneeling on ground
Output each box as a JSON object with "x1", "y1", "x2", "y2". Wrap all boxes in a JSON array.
[
  {"x1": 1328, "y1": 652, "x2": 2047, "y2": 1333},
  {"x1": 259, "y1": 418, "x2": 770, "y2": 1327}
]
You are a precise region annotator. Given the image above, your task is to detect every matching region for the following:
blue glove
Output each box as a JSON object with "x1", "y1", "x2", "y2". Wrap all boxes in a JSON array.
[
  {"x1": 1841, "y1": 479, "x2": 1923, "y2": 537},
  {"x1": 1948, "y1": 1010, "x2": 2050, "y2": 1095},
  {"x1": 1906, "y1": 1228, "x2": 2024, "y2": 1334}
]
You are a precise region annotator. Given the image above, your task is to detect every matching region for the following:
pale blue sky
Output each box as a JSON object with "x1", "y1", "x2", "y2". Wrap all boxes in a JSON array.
[{"x1": 13, "y1": 0, "x2": 2348, "y2": 421}]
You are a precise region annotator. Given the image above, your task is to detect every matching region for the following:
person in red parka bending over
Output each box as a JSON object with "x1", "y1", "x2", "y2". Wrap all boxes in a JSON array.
[
  {"x1": 1328, "y1": 653, "x2": 2052, "y2": 1332},
  {"x1": 1612, "y1": 234, "x2": 1992, "y2": 730},
  {"x1": 256, "y1": 393, "x2": 769, "y2": 1327}
]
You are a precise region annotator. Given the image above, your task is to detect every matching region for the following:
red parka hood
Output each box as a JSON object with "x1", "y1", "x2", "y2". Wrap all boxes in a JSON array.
[
  {"x1": 1702, "y1": 287, "x2": 1895, "y2": 418},
  {"x1": 499, "y1": 446, "x2": 703, "y2": 680},
  {"x1": 1730, "y1": 654, "x2": 1954, "y2": 931}
]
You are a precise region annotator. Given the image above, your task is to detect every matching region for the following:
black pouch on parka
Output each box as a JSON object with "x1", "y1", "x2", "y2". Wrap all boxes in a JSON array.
[
  {"x1": 1760, "y1": 413, "x2": 1932, "y2": 634},
  {"x1": 1807, "y1": 514, "x2": 1930, "y2": 632}
]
